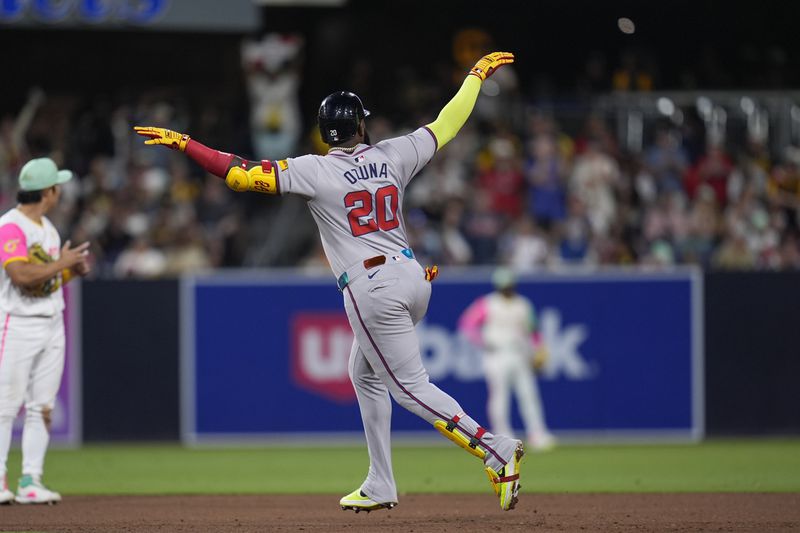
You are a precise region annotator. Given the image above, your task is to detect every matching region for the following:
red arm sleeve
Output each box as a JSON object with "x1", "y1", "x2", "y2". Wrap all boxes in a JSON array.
[{"x1": 184, "y1": 139, "x2": 236, "y2": 179}]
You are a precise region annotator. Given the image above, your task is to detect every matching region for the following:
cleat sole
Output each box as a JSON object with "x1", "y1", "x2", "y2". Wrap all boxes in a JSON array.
[{"x1": 341, "y1": 502, "x2": 395, "y2": 513}]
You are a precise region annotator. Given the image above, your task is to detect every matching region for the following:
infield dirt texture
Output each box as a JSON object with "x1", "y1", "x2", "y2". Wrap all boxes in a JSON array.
[
  {"x1": 2, "y1": 493, "x2": 799, "y2": 532},
  {"x1": 2, "y1": 440, "x2": 799, "y2": 531}
]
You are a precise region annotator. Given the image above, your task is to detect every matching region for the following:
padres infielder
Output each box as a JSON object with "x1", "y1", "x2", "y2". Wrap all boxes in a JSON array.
[
  {"x1": 0, "y1": 158, "x2": 90, "y2": 505},
  {"x1": 136, "y1": 52, "x2": 523, "y2": 511},
  {"x1": 458, "y1": 267, "x2": 556, "y2": 451}
]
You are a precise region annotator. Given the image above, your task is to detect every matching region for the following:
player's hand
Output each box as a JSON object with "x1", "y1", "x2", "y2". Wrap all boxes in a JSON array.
[
  {"x1": 59, "y1": 240, "x2": 90, "y2": 270},
  {"x1": 469, "y1": 51, "x2": 515, "y2": 81},
  {"x1": 73, "y1": 255, "x2": 91, "y2": 277},
  {"x1": 134, "y1": 126, "x2": 190, "y2": 152}
]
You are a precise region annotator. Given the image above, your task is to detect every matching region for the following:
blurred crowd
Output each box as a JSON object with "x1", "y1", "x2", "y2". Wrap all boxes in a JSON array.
[
  {"x1": 2, "y1": 45, "x2": 800, "y2": 279},
  {"x1": 396, "y1": 110, "x2": 800, "y2": 272},
  {"x1": 0, "y1": 87, "x2": 251, "y2": 279}
]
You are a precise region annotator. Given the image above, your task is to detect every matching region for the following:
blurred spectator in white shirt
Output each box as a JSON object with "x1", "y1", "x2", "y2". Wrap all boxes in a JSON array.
[
  {"x1": 570, "y1": 139, "x2": 620, "y2": 237},
  {"x1": 113, "y1": 238, "x2": 167, "y2": 279},
  {"x1": 502, "y1": 216, "x2": 550, "y2": 272}
]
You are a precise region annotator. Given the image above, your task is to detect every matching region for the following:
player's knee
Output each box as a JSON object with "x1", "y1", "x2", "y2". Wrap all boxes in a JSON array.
[
  {"x1": 25, "y1": 405, "x2": 53, "y2": 431},
  {"x1": 41, "y1": 407, "x2": 52, "y2": 430}
]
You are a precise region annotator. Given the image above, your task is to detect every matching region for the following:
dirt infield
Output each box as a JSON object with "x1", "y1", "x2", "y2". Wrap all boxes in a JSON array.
[{"x1": 1, "y1": 494, "x2": 798, "y2": 532}]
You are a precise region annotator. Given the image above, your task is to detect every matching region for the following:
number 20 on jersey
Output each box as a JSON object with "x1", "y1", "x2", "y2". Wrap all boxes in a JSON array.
[{"x1": 344, "y1": 185, "x2": 400, "y2": 237}]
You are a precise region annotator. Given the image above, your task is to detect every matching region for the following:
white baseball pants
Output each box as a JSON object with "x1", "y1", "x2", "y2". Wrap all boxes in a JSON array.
[
  {"x1": 483, "y1": 349, "x2": 550, "y2": 442},
  {"x1": 0, "y1": 313, "x2": 65, "y2": 479}
]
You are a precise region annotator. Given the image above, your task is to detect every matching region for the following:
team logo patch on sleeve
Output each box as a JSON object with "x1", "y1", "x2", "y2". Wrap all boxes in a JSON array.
[
  {"x1": 3, "y1": 239, "x2": 19, "y2": 253},
  {"x1": 277, "y1": 159, "x2": 289, "y2": 171}
]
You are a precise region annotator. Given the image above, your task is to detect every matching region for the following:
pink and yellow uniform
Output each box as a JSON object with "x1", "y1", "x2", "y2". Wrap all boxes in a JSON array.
[
  {"x1": 0, "y1": 208, "x2": 67, "y2": 497},
  {"x1": 459, "y1": 269, "x2": 555, "y2": 451}
]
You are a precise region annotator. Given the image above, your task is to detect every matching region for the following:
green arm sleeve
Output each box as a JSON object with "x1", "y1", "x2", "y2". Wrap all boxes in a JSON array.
[{"x1": 425, "y1": 75, "x2": 481, "y2": 151}]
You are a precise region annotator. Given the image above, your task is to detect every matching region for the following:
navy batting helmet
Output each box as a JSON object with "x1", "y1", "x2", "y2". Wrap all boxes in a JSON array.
[{"x1": 318, "y1": 91, "x2": 370, "y2": 145}]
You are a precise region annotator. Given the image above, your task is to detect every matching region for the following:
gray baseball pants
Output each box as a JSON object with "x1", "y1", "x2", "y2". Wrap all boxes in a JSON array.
[{"x1": 342, "y1": 257, "x2": 518, "y2": 504}]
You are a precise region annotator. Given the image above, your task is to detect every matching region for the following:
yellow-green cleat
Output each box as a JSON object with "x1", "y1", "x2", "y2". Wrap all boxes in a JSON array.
[
  {"x1": 485, "y1": 441, "x2": 525, "y2": 511},
  {"x1": 339, "y1": 488, "x2": 397, "y2": 513}
]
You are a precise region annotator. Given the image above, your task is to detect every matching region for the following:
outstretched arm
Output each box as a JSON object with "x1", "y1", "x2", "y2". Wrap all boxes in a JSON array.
[
  {"x1": 133, "y1": 127, "x2": 279, "y2": 194},
  {"x1": 425, "y1": 52, "x2": 514, "y2": 151}
]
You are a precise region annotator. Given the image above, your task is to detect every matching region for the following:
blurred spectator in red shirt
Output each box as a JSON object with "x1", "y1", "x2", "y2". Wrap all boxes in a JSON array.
[
  {"x1": 685, "y1": 144, "x2": 734, "y2": 207},
  {"x1": 477, "y1": 137, "x2": 525, "y2": 220}
]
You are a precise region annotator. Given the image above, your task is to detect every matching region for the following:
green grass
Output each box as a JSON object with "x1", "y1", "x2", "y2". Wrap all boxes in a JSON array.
[{"x1": 6, "y1": 438, "x2": 799, "y2": 494}]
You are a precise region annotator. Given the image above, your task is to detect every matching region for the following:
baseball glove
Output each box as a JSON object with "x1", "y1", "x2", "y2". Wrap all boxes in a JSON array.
[
  {"x1": 23, "y1": 243, "x2": 61, "y2": 297},
  {"x1": 532, "y1": 345, "x2": 549, "y2": 373}
]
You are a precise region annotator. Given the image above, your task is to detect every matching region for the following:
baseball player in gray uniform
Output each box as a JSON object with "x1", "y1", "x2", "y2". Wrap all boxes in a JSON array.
[{"x1": 136, "y1": 51, "x2": 522, "y2": 511}]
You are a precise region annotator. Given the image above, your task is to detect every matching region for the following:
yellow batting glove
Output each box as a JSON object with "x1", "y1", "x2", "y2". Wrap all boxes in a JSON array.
[
  {"x1": 424, "y1": 265, "x2": 439, "y2": 282},
  {"x1": 133, "y1": 126, "x2": 190, "y2": 152},
  {"x1": 469, "y1": 51, "x2": 515, "y2": 81}
]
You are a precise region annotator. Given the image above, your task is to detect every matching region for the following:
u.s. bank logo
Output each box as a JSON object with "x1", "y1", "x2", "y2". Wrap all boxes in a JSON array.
[
  {"x1": 291, "y1": 313, "x2": 355, "y2": 403},
  {"x1": 290, "y1": 307, "x2": 594, "y2": 404},
  {"x1": 418, "y1": 307, "x2": 594, "y2": 382}
]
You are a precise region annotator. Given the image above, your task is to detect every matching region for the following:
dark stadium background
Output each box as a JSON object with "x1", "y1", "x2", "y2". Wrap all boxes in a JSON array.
[
  {"x1": 3, "y1": 1, "x2": 799, "y2": 119},
  {"x1": 1, "y1": 0, "x2": 799, "y2": 441}
]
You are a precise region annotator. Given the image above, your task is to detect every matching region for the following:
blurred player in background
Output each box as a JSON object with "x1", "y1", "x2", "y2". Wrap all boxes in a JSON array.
[
  {"x1": 135, "y1": 52, "x2": 526, "y2": 512},
  {"x1": 241, "y1": 33, "x2": 304, "y2": 160},
  {"x1": 0, "y1": 158, "x2": 91, "y2": 504},
  {"x1": 458, "y1": 267, "x2": 556, "y2": 451}
]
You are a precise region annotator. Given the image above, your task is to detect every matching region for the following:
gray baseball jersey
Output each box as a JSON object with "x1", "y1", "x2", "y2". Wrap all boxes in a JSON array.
[
  {"x1": 278, "y1": 127, "x2": 436, "y2": 278},
  {"x1": 276, "y1": 127, "x2": 519, "y2": 505}
]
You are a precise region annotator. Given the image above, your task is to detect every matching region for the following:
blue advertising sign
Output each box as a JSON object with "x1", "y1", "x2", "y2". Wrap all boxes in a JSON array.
[
  {"x1": 1, "y1": 0, "x2": 258, "y2": 32},
  {"x1": 182, "y1": 269, "x2": 703, "y2": 444}
]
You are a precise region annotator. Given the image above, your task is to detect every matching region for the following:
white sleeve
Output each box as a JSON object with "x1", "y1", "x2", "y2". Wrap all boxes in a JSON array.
[{"x1": 278, "y1": 155, "x2": 319, "y2": 199}]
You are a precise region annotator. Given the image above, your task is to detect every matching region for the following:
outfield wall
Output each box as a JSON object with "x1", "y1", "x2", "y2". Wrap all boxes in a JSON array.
[
  {"x1": 76, "y1": 270, "x2": 800, "y2": 442},
  {"x1": 704, "y1": 272, "x2": 800, "y2": 434},
  {"x1": 181, "y1": 268, "x2": 703, "y2": 444}
]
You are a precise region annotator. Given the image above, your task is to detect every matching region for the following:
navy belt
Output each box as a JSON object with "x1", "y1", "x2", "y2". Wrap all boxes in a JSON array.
[{"x1": 337, "y1": 248, "x2": 414, "y2": 291}]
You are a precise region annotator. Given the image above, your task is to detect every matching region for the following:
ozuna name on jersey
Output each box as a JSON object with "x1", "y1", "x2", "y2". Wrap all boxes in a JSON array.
[{"x1": 343, "y1": 163, "x2": 389, "y2": 184}]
